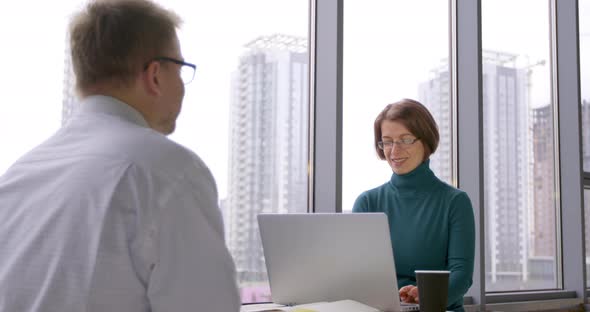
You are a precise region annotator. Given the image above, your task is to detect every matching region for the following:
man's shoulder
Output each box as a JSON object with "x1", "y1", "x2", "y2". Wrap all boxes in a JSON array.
[
  {"x1": 112, "y1": 128, "x2": 206, "y2": 175},
  {"x1": 64, "y1": 115, "x2": 207, "y2": 178}
]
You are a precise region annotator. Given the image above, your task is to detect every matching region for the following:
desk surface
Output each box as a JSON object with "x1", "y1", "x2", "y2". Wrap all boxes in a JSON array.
[
  {"x1": 241, "y1": 303, "x2": 286, "y2": 312},
  {"x1": 240, "y1": 303, "x2": 453, "y2": 312}
]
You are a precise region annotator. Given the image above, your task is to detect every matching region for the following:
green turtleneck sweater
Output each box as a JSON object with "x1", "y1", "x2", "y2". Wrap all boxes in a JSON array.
[{"x1": 352, "y1": 160, "x2": 474, "y2": 312}]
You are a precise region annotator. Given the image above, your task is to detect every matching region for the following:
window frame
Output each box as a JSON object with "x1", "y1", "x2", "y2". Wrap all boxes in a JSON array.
[{"x1": 313, "y1": 0, "x2": 587, "y2": 310}]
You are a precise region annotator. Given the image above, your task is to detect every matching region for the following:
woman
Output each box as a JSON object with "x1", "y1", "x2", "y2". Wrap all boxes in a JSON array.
[{"x1": 352, "y1": 99, "x2": 475, "y2": 312}]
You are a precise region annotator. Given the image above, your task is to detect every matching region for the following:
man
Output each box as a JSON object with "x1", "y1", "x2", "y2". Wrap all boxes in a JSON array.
[{"x1": 0, "y1": 0, "x2": 240, "y2": 311}]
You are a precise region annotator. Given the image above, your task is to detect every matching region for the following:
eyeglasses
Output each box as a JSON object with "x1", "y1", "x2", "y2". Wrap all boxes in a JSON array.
[
  {"x1": 145, "y1": 56, "x2": 197, "y2": 84},
  {"x1": 377, "y1": 137, "x2": 420, "y2": 150}
]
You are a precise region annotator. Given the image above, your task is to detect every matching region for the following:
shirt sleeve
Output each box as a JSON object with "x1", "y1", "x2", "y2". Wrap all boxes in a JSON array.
[
  {"x1": 446, "y1": 192, "x2": 475, "y2": 306},
  {"x1": 146, "y1": 167, "x2": 240, "y2": 312}
]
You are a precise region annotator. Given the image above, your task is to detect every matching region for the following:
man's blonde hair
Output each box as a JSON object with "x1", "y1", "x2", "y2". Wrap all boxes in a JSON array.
[{"x1": 69, "y1": 0, "x2": 181, "y2": 93}]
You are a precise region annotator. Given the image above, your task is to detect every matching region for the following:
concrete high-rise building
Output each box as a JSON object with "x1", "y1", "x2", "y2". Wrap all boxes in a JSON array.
[
  {"x1": 482, "y1": 51, "x2": 531, "y2": 286},
  {"x1": 528, "y1": 104, "x2": 558, "y2": 283},
  {"x1": 582, "y1": 100, "x2": 590, "y2": 170},
  {"x1": 419, "y1": 62, "x2": 452, "y2": 185},
  {"x1": 61, "y1": 41, "x2": 78, "y2": 126},
  {"x1": 219, "y1": 198, "x2": 230, "y2": 242},
  {"x1": 420, "y1": 51, "x2": 535, "y2": 288},
  {"x1": 530, "y1": 104, "x2": 554, "y2": 258},
  {"x1": 226, "y1": 34, "x2": 308, "y2": 283},
  {"x1": 582, "y1": 100, "x2": 590, "y2": 269}
]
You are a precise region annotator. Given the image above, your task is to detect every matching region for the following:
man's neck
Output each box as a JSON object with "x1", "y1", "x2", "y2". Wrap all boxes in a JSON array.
[{"x1": 82, "y1": 86, "x2": 156, "y2": 133}]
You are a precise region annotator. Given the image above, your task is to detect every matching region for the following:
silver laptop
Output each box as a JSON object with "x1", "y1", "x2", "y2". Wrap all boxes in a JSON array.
[{"x1": 257, "y1": 213, "x2": 420, "y2": 312}]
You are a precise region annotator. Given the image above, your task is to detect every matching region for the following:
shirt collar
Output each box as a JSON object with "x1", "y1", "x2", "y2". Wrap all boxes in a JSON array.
[{"x1": 79, "y1": 95, "x2": 150, "y2": 128}]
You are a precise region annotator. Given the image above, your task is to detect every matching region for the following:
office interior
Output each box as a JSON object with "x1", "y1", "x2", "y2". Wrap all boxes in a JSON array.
[{"x1": 2, "y1": 0, "x2": 590, "y2": 311}]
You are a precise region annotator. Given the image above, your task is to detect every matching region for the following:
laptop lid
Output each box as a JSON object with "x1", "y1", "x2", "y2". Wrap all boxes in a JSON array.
[{"x1": 258, "y1": 213, "x2": 409, "y2": 312}]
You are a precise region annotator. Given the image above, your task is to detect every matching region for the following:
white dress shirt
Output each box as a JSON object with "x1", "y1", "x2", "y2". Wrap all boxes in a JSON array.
[{"x1": 0, "y1": 95, "x2": 240, "y2": 312}]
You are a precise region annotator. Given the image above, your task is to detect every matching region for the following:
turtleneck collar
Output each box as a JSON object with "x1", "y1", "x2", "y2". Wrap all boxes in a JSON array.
[{"x1": 389, "y1": 159, "x2": 439, "y2": 194}]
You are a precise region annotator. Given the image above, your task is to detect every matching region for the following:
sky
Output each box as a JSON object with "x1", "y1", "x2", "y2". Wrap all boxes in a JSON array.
[{"x1": 0, "y1": 0, "x2": 589, "y2": 212}]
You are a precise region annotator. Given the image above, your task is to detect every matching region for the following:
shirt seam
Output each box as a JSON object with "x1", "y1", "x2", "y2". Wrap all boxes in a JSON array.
[{"x1": 84, "y1": 162, "x2": 134, "y2": 312}]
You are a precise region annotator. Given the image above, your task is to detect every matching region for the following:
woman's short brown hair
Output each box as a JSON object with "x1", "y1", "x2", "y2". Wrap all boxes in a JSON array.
[
  {"x1": 374, "y1": 98, "x2": 439, "y2": 161},
  {"x1": 69, "y1": 0, "x2": 182, "y2": 94}
]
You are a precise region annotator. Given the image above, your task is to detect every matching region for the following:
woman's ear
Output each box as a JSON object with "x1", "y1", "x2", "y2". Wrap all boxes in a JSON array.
[{"x1": 142, "y1": 61, "x2": 162, "y2": 96}]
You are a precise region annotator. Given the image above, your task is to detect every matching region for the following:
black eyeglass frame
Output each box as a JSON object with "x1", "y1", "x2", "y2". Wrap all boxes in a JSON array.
[
  {"x1": 377, "y1": 137, "x2": 420, "y2": 150},
  {"x1": 144, "y1": 56, "x2": 197, "y2": 84}
]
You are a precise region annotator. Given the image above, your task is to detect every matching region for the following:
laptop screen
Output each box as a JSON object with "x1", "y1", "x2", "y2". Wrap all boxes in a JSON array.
[{"x1": 258, "y1": 213, "x2": 412, "y2": 312}]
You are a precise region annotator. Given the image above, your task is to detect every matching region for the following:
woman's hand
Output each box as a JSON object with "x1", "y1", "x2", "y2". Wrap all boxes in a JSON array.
[{"x1": 399, "y1": 285, "x2": 420, "y2": 304}]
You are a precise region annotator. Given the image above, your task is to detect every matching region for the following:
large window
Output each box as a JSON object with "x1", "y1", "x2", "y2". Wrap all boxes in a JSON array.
[
  {"x1": 585, "y1": 189, "x2": 590, "y2": 287},
  {"x1": 581, "y1": 0, "x2": 590, "y2": 174},
  {"x1": 167, "y1": 1, "x2": 310, "y2": 303},
  {"x1": 342, "y1": 0, "x2": 452, "y2": 212},
  {"x1": 580, "y1": 0, "x2": 590, "y2": 287},
  {"x1": 0, "y1": 1, "x2": 78, "y2": 174},
  {"x1": 482, "y1": 0, "x2": 557, "y2": 292},
  {"x1": 1, "y1": 0, "x2": 309, "y2": 304},
  {"x1": 3, "y1": 0, "x2": 589, "y2": 309}
]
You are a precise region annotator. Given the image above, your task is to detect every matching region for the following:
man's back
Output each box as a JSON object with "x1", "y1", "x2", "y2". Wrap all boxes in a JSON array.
[{"x1": 0, "y1": 96, "x2": 240, "y2": 311}]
